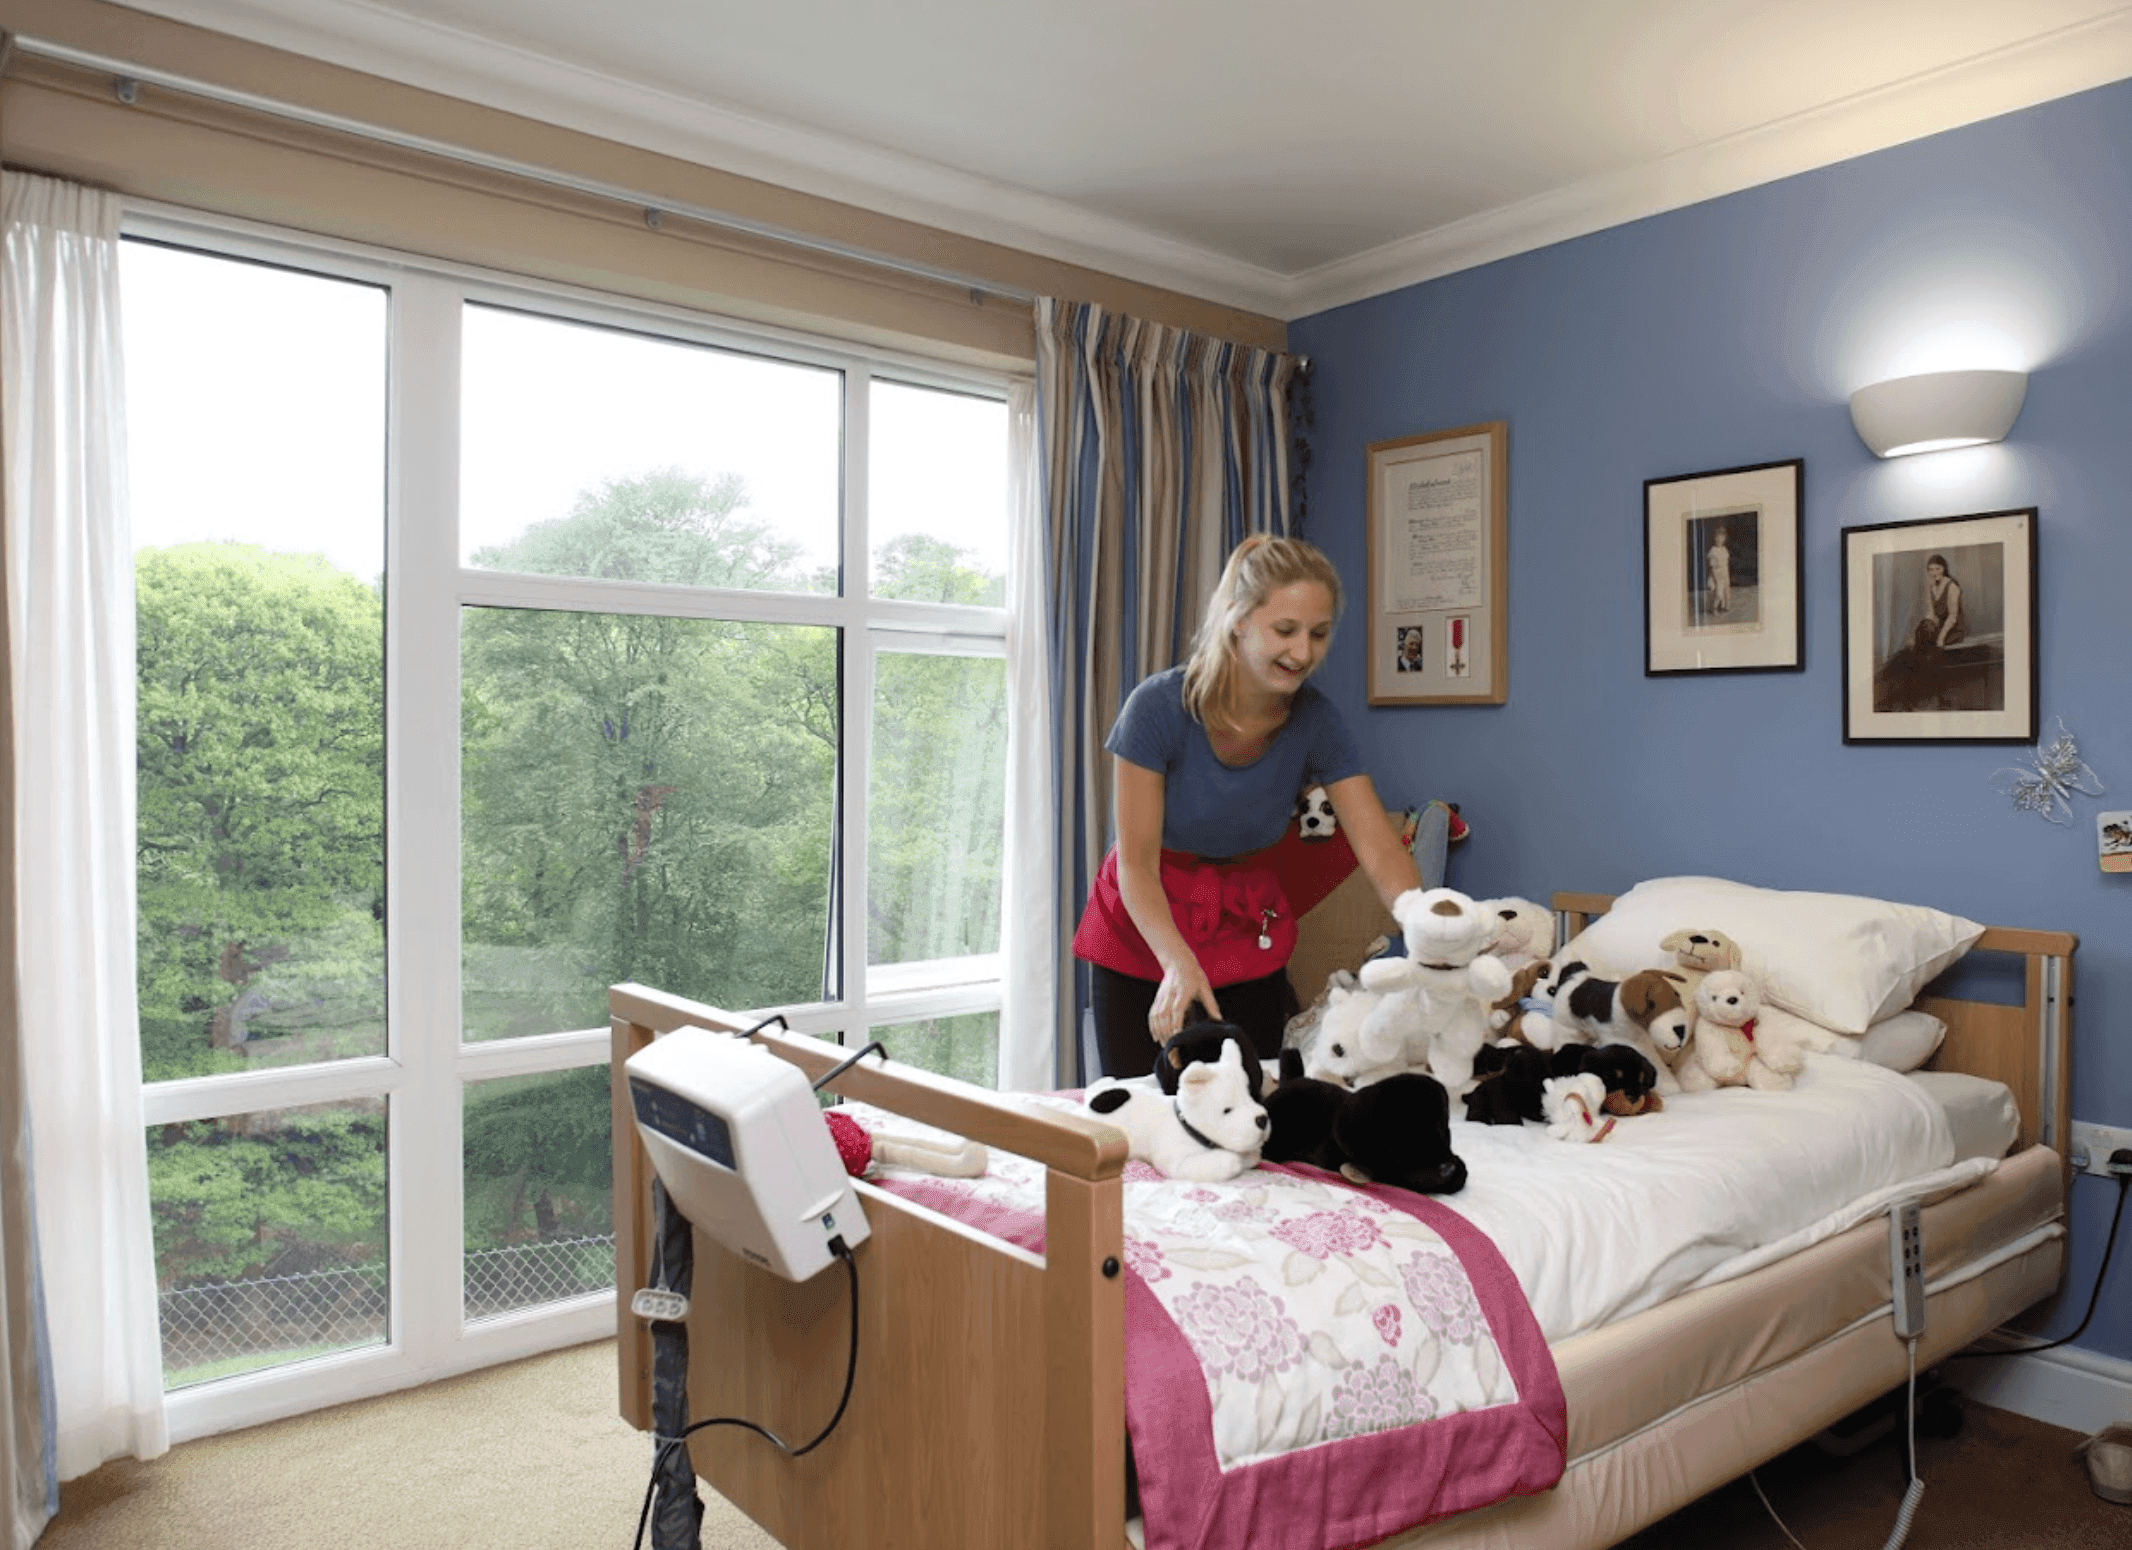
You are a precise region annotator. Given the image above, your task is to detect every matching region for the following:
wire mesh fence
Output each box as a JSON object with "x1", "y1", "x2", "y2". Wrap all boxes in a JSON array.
[{"x1": 159, "y1": 1234, "x2": 616, "y2": 1383}]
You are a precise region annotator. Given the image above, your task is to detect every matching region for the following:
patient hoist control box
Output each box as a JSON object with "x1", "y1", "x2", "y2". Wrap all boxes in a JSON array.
[{"x1": 626, "y1": 1026, "x2": 869, "y2": 1283}]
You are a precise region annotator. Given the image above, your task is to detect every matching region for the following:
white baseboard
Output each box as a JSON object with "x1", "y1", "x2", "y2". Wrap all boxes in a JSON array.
[{"x1": 1943, "y1": 1340, "x2": 2132, "y2": 1437}]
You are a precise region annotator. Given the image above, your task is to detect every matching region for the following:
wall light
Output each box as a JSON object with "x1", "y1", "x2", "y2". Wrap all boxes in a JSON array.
[{"x1": 1849, "y1": 368, "x2": 2028, "y2": 458}]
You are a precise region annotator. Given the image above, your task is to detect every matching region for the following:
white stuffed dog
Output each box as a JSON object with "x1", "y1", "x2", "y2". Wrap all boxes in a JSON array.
[
  {"x1": 1085, "y1": 1040, "x2": 1269, "y2": 1181},
  {"x1": 1677, "y1": 969, "x2": 1805, "y2": 1093},
  {"x1": 1481, "y1": 897, "x2": 1557, "y2": 970},
  {"x1": 1357, "y1": 887, "x2": 1515, "y2": 1092},
  {"x1": 1295, "y1": 784, "x2": 1339, "y2": 839},
  {"x1": 1300, "y1": 983, "x2": 1413, "y2": 1089}
]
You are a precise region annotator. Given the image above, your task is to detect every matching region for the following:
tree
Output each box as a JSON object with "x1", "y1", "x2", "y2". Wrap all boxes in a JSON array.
[
  {"x1": 135, "y1": 544, "x2": 385, "y2": 1082},
  {"x1": 459, "y1": 470, "x2": 837, "y2": 1034}
]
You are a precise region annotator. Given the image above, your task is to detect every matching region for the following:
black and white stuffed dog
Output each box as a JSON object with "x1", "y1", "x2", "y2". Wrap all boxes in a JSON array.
[
  {"x1": 1265, "y1": 1050, "x2": 1468, "y2": 1194},
  {"x1": 1152, "y1": 1020, "x2": 1267, "y2": 1101},
  {"x1": 1295, "y1": 784, "x2": 1339, "y2": 839},
  {"x1": 1087, "y1": 1040, "x2": 1268, "y2": 1182},
  {"x1": 1544, "y1": 960, "x2": 1691, "y2": 1094}
]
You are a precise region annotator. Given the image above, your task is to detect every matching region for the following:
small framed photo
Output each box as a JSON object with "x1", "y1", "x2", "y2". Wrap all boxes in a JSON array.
[
  {"x1": 2099, "y1": 810, "x2": 2132, "y2": 874},
  {"x1": 1840, "y1": 508, "x2": 2037, "y2": 745},
  {"x1": 1643, "y1": 459, "x2": 1804, "y2": 675}
]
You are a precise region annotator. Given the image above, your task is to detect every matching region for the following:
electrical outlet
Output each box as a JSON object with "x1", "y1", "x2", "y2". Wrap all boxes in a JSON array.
[{"x1": 2069, "y1": 1120, "x2": 2132, "y2": 1177}]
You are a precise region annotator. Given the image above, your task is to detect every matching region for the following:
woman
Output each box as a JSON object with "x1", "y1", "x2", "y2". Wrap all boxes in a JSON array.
[
  {"x1": 1914, "y1": 553, "x2": 1964, "y2": 651},
  {"x1": 1072, "y1": 536, "x2": 1423, "y2": 1077}
]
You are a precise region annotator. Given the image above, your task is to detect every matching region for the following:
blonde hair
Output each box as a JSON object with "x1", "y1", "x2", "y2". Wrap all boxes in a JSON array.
[{"x1": 1181, "y1": 535, "x2": 1343, "y2": 729}]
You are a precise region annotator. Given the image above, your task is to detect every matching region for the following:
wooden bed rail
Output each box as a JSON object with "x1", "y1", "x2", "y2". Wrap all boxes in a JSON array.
[{"x1": 609, "y1": 981, "x2": 1130, "y2": 1550}]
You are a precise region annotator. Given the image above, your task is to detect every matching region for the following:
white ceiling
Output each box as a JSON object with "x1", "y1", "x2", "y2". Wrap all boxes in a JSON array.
[{"x1": 107, "y1": 1, "x2": 2132, "y2": 318}]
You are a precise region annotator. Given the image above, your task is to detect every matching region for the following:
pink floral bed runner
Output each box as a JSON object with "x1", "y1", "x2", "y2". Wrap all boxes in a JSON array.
[{"x1": 865, "y1": 1101, "x2": 1565, "y2": 1550}]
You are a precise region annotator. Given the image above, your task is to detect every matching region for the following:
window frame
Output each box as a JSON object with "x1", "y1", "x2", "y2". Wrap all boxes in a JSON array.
[{"x1": 123, "y1": 200, "x2": 1021, "y2": 1441}]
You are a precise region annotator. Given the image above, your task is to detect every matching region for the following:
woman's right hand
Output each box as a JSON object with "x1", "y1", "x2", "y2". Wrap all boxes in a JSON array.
[{"x1": 1149, "y1": 960, "x2": 1223, "y2": 1045}]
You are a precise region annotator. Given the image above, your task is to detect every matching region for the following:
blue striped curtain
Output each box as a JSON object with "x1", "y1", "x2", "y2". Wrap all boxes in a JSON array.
[{"x1": 1032, "y1": 299, "x2": 1306, "y2": 1084}]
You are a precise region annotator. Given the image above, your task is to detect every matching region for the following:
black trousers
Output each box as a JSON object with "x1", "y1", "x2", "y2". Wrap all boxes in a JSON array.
[{"x1": 1088, "y1": 964, "x2": 1297, "y2": 1080}]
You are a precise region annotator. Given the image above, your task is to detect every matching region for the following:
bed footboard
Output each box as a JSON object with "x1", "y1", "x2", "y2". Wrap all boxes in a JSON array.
[{"x1": 610, "y1": 984, "x2": 1128, "y2": 1550}]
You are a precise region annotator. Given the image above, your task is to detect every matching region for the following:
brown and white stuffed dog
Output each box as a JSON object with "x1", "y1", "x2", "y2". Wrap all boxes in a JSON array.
[
  {"x1": 1546, "y1": 961, "x2": 1693, "y2": 1094},
  {"x1": 1487, "y1": 958, "x2": 1566, "y2": 1050}
]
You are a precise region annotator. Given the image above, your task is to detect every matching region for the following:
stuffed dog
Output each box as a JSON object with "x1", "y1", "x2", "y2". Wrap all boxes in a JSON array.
[
  {"x1": 1356, "y1": 887, "x2": 1515, "y2": 1092},
  {"x1": 1462, "y1": 1042, "x2": 1555, "y2": 1125},
  {"x1": 1549, "y1": 1042, "x2": 1666, "y2": 1116},
  {"x1": 1487, "y1": 958, "x2": 1567, "y2": 1050},
  {"x1": 1295, "y1": 785, "x2": 1338, "y2": 839},
  {"x1": 1266, "y1": 1051, "x2": 1467, "y2": 1195},
  {"x1": 1547, "y1": 961, "x2": 1691, "y2": 1094},
  {"x1": 1152, "y1": 1020, "x2": 1266, "y2": 1101},
  {"x1": 1299, "y1": 983, "x2": 1413, "y2": 1090},
  {"x1": 1086, "y1": 1040, "x2": 1268, "y2": 1181},
  {"x1": 1481, "y1": 897, "x2": 1557, "y2": 970}
]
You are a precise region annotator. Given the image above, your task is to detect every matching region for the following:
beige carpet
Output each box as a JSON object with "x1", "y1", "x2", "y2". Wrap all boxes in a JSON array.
[
  {"x1": 37, "y1": 1339, "x2": 2129, "y2": 1549},
  {"x1": 39, "y1": 1339, "x2": 776, "y2": 1550}
]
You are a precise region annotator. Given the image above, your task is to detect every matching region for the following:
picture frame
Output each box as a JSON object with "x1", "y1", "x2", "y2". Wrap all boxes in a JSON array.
[
  {"x1": 1840, "y1": 508, "x2": 2037, "y2": 745},
  {"x1": 1643, "y1": 459, "x2": 1804, "y2": 675},
  {"x1": 1366, "y1": 421, "x2": 1508, "y2": 705}
]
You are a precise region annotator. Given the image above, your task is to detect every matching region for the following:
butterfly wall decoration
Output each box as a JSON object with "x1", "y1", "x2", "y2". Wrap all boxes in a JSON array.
[{"x1": 1990, "y1": 719, "x2": 2105, "y2": 826}]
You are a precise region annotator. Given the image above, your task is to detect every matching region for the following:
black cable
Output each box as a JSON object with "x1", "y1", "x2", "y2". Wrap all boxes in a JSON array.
[
  {"x1": 631, "y1": 1237, "x2": 860, "y2": 1550},
  {"x1": 1948, "y1": 1169, "x2": 2128, "y2": 1361},
  {"x1": 813, "y1": 1039, "x2": 888, "y2": 1093}
]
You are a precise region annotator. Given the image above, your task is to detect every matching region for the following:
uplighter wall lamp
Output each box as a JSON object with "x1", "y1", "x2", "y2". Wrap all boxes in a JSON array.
[{"x1": 1849, "y1": 368, "x2": 2028, "y2": 458}]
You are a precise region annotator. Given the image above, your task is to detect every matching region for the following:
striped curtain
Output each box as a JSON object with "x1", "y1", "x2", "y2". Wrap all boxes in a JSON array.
[{"x1": 1032, "y1": 299, "x2": 1306, "y2": 1084}]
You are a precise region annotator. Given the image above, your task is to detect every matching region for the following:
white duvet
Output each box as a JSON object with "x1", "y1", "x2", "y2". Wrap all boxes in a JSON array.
[{"x1": 1434, "y1": 1053, "x2": 1991, "y2": 1341}]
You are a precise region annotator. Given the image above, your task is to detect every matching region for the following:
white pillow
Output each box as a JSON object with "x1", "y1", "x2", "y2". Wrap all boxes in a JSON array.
[
  {"x1": 1556, "y1": 876, "x2": 1984, "y2": 1036},
  {"x1": 1859, "y1": 1009, "x2": 1948, "y2": 1072}
]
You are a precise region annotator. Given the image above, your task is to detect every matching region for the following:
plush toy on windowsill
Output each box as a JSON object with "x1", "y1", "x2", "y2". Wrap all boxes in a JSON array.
[{"x1": 823, "y1": 1111, "x2": 989, "y2": 1179}]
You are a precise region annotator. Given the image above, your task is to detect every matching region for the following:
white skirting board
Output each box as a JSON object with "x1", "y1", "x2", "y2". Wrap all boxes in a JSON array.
[{"x1": 1944, "y1": 1340, "x2": 2132, "y2": 1437}]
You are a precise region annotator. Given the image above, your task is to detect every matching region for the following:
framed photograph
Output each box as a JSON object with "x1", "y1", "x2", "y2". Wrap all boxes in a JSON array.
[
  {"x1": 1366, "y1": 421, "x2": 1507, "y2": 705},
  {"x1": 1643, "y1": 459, "x2": 1804, "y2": 675},
  {"x1": 1840, "y1": 508, "x2": 2037, "y2": 745}
]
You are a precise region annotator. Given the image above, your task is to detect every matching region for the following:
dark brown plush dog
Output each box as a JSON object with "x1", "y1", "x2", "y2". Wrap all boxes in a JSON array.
[
  {"x1": 1153, "y1": 1020, "x2": 1267, "y2": 1101},
  {"x1": 1549, "y1": 1042, "x2": 1667, "y2": 1116},
  {"x1": 1463, "y1": 1042, "x2": 1555, "y2": 1124},
  {"x1": 1266, "y1": 1050, "x2": 1467, "y2": 1194}
]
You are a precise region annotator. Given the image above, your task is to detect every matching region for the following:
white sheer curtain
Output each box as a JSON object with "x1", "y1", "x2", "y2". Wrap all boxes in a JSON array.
[
  {"x1": 996, "y1": 380, "x2": 1056, "y2": 1091},
  {"x1": 1, "y1": 172, "x2": 168, "y2": 1478}
]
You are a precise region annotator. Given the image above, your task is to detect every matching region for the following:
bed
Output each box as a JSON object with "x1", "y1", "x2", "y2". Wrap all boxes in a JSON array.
[{"x1": 607, "y1": 880, "x2": 2074, "y2": 1550}]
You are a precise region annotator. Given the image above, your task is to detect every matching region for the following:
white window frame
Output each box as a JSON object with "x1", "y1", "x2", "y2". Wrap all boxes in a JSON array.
[{"x1": 123, "y1": 201, "x2": 1019, "y2": 1441}]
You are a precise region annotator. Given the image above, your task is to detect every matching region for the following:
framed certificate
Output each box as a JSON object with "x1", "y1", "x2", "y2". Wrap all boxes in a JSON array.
[{"x1": 1365, "y1": 422, "x2": 1508, "y2": 705}]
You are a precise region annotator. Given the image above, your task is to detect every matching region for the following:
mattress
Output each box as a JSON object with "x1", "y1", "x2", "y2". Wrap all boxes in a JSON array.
[{"x1": 1380, "y1": 1140, "x2": 2064, "y2": 1548}]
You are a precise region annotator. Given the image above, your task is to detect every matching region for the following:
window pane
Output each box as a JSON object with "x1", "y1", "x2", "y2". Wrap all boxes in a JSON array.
[
  {"x1": 149, "y1": 1098, "x2": 388, "y2": 1388},
  {"x1": 463, "y1": 1068, "x2": 613, "y2": 1321},
  {"x1": 868, "y1": 380, "x2": 1007, "y2": 605},
  {"x1": 875, "y1": 1013, "x2": 998, "y2": 1089},
  {"x1": 461, "y1": 608, "x2": 837, "y2": 1038},
  {"x1": 868, "y1": 650, "x2": 1006, "y2": 967},
  {"x1": 123, "y1": 241, "x2": 388, "y2": 1082},
  {"x1": 460, "y1": 305, "x2": 841, "y2": 591}
]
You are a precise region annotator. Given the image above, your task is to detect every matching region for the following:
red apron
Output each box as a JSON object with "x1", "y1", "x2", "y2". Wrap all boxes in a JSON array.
[{"x1": 1072, "y1": 846, "x2": 1298, "y2": 987}]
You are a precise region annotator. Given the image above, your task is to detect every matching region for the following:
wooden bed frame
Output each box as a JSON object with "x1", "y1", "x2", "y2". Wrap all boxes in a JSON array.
[{"x1": 608, "y1": 894, "x2": 2075, "y2": 1550}]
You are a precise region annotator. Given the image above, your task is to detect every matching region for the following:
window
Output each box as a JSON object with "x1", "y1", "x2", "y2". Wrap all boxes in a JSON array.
[{"x1": 122, "y1": 214, "x2": 1018, "y2": 1432}]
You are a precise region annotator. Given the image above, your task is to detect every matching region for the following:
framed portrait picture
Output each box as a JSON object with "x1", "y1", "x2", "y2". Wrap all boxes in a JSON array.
[
  {"x1": 1643, "y1": 459, "x2": 1804, "y2": 675},
  {"x1": 1366, "y1": 422, "x2": 1508, "y2": 706},
  {"x1": 1840, "y1": 508, "x2": 2037, "y2": 745}
]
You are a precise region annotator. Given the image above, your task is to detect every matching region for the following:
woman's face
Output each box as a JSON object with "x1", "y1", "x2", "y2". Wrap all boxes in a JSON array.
[
  {"x1": 1926, "y1": 560, "x2": 1947, "y2": 581},
  {"x1": 1233, "y1": 580, "x2": 1335, "y2": 697}
]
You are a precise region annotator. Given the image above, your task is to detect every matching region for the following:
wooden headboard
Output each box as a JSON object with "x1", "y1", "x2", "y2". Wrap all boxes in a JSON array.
[{"x1": 1551, "y1": 892, "x2": 2076, "y2": 1165}]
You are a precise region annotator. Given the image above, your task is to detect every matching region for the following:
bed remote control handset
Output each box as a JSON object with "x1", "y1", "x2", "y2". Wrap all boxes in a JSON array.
[{"x1": 1890, "y1": 1198, "x2": 1925, "y2": 1338}]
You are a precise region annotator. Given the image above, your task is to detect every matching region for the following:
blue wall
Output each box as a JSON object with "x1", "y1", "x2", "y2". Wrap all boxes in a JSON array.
[{"x1": 1293, "y1": 81, "x2": 2132, "y2": 1368}]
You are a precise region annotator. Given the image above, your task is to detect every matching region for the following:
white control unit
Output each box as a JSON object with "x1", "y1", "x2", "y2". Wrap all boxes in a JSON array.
[
  {"x1": 1889, "y1": 1198, "x2": 1925, "y2": 1338},
  {"x1": 626, "y1": 1025, "x2": 869, "y2": 1283}
]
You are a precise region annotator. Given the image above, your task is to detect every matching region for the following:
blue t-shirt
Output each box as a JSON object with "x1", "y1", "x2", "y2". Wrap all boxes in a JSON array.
[{"x1": 1105, "y1": 667, "x2": 1365, "y2": 857}]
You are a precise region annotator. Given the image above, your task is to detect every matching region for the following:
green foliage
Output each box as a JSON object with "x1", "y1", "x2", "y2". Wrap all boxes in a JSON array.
[
  {"x1": 461, "y1": 1067, "x2": 612, "y2": 1249},
  {"x1": 147, "y1": 1104, "x2": 386, "y2": 1286},
  {"x1": 135, "y1": 544, "x2": 384, "y2": 1083}
]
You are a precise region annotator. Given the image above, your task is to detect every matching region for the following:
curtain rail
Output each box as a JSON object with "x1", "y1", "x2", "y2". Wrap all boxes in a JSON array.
[{"x1": 1, "y1": 30, "x2": 1037, "y2": 309}]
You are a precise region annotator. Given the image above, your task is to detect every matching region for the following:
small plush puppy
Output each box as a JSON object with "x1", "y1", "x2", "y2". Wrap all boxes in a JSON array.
[
  {"x1": 1548, "y1": 1042, "x2": 1666, "y2": 1116},
  {"x1": 1267, "y1": 1051, "x2": 1468, "y2": 1194},
  {"x1": 1488, "y1": 958, "x2": 1566, "y2": 1050},
  {"x1": 1294, "y1": 784, "x2": 1339, "y2": 839},
  {"x1": 1547, "y1": 962, "x2": 1691, "y2": 1093},
  {"x1": 1152, "y1": 1020, "x2": 1266, "y2": 1102},
  {"x1": 1462, "y1": 1042, "x2": 1555, "y2": 1125},
  {"x1": 1087, "y1": 1040, "x2": 1268, "y2": 1182}
]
